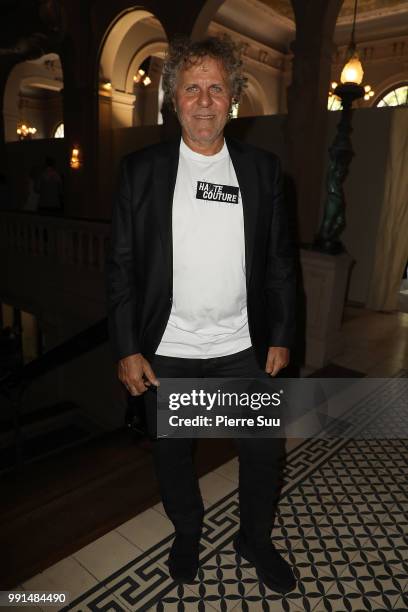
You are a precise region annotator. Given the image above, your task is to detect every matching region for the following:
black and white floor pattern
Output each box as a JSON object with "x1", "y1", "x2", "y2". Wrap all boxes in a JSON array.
[{"x1": 59, "y1": 374, "x2": 408, "y2": 611}]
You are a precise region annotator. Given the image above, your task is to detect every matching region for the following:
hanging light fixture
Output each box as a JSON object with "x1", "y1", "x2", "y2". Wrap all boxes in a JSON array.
[
  {"x1": 16, "y1": 123, "x2": 37, "y2": 140},
  {"x1": 328, "y1": 0, "x2": 375, "y2": 110},
  {"x1": 341, "y1": 0, "x2": 363, "y2": 85},
  {"x1": 363, "y1": 84, "x2": 375, "y2": 101},
  {"x1": 340, "y1": 54, "x2": 364, "y2": 86},
  {"x1": 316, "y1": 0, "x2": 368, "y2": 253},
  {"x1": 133, "y1": 67, "x2": 152, "y2": 87},
  {"x1": 133, "y1": 68, "x2": 145, "y2": 84}
]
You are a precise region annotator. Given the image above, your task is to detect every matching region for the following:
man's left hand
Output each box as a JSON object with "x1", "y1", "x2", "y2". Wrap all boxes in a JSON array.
[{"x1": 265, "y1": 346, "x2": 290, "y2": 377}]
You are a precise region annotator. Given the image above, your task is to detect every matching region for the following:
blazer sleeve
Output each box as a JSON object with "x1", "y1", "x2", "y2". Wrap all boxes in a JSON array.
[
  {"x1": 264, "y1": 155, "x2": 297, "y2": 349},
  {"x1": 105, "y1": 156, "x2": 141, "y2": 362}
]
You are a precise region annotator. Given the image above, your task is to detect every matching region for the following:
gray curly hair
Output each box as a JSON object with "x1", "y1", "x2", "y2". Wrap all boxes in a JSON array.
[{"x1": 162, "y1": 34, "x2": 247, "y2": 107}]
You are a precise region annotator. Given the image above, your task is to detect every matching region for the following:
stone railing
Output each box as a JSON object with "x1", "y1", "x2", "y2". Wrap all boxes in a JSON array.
[{"x1": 0, "y1": 210, "x2": 110, "y2": 272}]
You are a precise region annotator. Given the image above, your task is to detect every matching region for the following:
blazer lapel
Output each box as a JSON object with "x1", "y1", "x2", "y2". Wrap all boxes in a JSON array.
[
  {"x1": 153, "y1": 139, "x2": 180, "y2": 285},
  {"x1": 226, "y1": 136, "x2": 260, "y2": 286}
]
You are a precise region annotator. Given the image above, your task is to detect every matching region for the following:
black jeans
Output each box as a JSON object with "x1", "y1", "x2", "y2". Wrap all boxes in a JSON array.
[{"x1": 143, "y1": 346, "x2": 287, "y2": 545}]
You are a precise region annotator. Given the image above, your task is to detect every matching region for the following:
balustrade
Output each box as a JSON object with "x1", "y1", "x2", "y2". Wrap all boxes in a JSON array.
[{"x1": 0, "y1": 211, "x2": 110, "y2": 272}]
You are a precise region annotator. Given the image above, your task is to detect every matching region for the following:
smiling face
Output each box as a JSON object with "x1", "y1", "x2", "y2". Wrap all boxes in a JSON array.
[{"x1": 173, "y1": 55, "x2": 233, "y2": 155}]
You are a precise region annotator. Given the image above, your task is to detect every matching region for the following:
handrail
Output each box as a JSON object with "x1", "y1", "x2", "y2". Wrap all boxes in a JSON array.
[
  {"x1": 0, "y1": 209, "x2": 111, "y2": 224},
  {"x1": 0, "y1": 318, "x2": 108, "y2": 392},
  {"x1": 0, "y1": 209, "x2": 110, "y2": 271},
  {"x1": 0, "y1": 317, "x2": 109, "y2": 470}
]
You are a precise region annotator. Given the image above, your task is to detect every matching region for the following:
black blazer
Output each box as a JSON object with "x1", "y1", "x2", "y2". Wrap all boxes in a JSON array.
[{"x1": 105, "y1": 136, "x2": 297, "y2": 369}]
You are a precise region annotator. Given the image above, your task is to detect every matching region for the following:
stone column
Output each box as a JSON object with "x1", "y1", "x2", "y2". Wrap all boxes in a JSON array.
[
  {"x1": 111, "y1": 90, "x2": 136, "y2": 129},
  {"x1": 287, "y1": 0, "x2": 343, "y2": 244}
]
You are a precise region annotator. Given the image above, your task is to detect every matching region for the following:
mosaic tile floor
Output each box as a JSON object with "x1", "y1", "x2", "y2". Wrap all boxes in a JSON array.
[{"x1": 48, "y1": 373, "x2": 408, "y2": 611}]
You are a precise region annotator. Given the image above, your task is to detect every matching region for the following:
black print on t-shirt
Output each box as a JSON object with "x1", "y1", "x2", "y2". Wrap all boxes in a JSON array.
[{"x1": 196, "y1": 181, "x2": 240, "y2": 204}]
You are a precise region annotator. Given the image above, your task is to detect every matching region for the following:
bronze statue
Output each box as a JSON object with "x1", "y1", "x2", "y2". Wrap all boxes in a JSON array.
[
  {"x1": 314, "y1": 92, "x2": 356, "y2": 254},
  {"x1": 315, "y1": 144, "x2": 353, "y2": 254}
]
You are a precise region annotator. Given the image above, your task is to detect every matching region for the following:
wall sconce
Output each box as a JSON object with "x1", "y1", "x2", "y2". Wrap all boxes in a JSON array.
[
  {"x1": 70, "y1": 146, "x2": 81, "y2": 169},
  {"x1": 99, "y1": 79, "x2": 113, "y2": 96}
]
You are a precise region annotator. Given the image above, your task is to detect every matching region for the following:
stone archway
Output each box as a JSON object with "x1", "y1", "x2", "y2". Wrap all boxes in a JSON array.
[
  {"x1": 239, "y1": 73, "x2": 270, "y2": 117},
  {"x1": 191, "y1": 0, "x2": 225, "y2": 39},
  {"x1": 98, "y1": 9, "x2": 167, "y2": 130},
  {"x1": 193, "y1": 0, "x2": 295, "y2": 117},
  {"x1": 97, "y1": 8, "x2": 168, "y2": 213},
  {"x1": 3, "y1": 52, "x2": 64, "y2": 142}
]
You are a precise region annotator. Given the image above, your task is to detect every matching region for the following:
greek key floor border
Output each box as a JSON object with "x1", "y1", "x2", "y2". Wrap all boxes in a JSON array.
[{"x1": 61, "y1": 371, "x2": 408, "y2": 611}]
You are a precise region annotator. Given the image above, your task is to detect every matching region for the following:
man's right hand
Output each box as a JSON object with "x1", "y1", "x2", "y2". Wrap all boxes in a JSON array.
[{"x1": 117, "y1": 353, "x2": 159, "y2": 396}]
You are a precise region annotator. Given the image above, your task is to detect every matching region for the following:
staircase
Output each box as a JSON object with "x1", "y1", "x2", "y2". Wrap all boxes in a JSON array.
[{"x1": 0, "y1": 400, "x2": 103, "y2": 473}]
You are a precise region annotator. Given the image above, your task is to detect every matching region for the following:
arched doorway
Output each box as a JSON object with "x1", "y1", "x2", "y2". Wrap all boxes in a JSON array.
[
  {"x1": 98, "y1": 10, "x2": 167, "y2": 130},
  {"x1": 3, "y1": 53, "x2": 64, "y2": 142},
  {"x1": 97, "y1": 9, "x2": 168, "y2": 209},
  {"x1": 194, "y1": 0, "x2": 295, "y2": 116},
  {"x1": 2, "y1": 53, "x2": 65, "y2": 210}
]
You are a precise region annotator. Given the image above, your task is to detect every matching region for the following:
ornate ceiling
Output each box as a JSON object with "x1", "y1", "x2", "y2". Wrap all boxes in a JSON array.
[
  {"x1": 257, "y1": 0, "x2": 408, "y2": 22},
  {"x1": 339, "y1": 0, "x2": 408, "y2": 18},
  {"x1": 256, "y1": 0, "x2": 293, "y2": 21}
]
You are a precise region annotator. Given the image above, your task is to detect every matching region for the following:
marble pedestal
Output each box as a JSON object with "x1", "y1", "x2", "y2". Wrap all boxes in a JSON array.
[{"x1": 300, "y1": 249, "x2": 353, "y2": 368}]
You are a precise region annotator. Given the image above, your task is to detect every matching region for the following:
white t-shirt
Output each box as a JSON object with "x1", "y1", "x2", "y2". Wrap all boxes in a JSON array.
[{"x1": 156, "y1": 137, "x2": 252, "y2": 358}]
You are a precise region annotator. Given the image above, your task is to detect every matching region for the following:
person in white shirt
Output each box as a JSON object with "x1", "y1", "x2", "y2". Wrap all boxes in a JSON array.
[{"x1": 106, "y1": 34, "x2": 297, "y2": 594}]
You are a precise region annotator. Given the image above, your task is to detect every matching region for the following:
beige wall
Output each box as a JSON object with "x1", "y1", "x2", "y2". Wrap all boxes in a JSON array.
[
  {"x1": 320, "y1": 106, "x2": 395, "y2": 304},
  {"x1": 224, "y1": 109, "x2": 395, "y2": 309}
]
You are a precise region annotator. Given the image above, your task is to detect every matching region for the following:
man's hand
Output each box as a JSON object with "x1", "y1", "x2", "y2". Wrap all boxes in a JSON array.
[
  {"x1": 118, "y1": 353, "x2": 159, "y2": 396},
  {"x1": 265, "y1": 346, "x2": 289, "y2": 377}
]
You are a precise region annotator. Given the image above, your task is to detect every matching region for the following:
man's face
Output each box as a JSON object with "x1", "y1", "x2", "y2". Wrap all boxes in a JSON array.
[{"x1": 173, "y1": 55, "x2": 232, "y2": 149}]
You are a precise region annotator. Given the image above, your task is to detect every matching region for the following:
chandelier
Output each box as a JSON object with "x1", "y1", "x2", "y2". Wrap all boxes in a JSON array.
[
  {"x1": 133, "y1": 69, "x2": 151, "y2": 86},
  {"x1": 16, "y1": 123, "x2": 37, "y2": 140}
]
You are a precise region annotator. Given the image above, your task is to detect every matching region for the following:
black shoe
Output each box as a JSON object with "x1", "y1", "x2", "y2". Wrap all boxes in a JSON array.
[
  {"x1": 233, "y1": 532, "x2": 296, "y2": 594},
  {"x1": 168, "y1": 532, "x2": 201, "y2": 584}
]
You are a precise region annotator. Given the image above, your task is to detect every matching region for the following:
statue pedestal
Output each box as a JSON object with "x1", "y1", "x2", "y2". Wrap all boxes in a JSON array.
[{"x1": 300, "y1": 249, "x2": 353, "y2": 368}]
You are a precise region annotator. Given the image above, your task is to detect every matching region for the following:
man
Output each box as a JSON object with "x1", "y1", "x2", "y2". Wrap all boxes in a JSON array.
[{"x1": 105, "y1": 35, "x2": 297, "y2": 594}]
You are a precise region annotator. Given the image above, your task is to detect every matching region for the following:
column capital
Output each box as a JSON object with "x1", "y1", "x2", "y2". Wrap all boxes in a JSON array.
[{"x1": 111, "y1": 90, "x2": 136, "y2": 106}]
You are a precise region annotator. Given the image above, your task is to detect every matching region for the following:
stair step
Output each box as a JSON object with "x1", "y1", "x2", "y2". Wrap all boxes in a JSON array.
[
  {"x1": 0, "y1": 402, "x2": 77, "y2": 434},
  {"x1": 0, "y1": 422, "x2": 96, "y2": 472}
]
